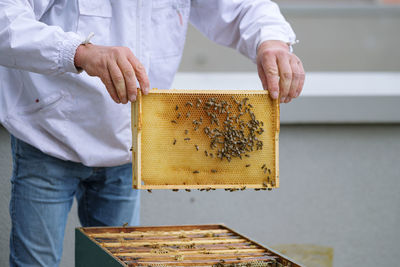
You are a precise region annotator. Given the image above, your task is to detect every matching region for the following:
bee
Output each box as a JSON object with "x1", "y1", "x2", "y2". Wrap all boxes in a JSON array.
[
  {"x1": 268, "y1": 169, "x2": 271, "y2": 174},
  {"x1": 196, "y1": 98, "x2": 202, "y2": 108},
  {"x1": 184, "y1": 129, "x2": 188, "y2": 135},
  {"x1": 172, "y1": 189, "x2": 179, "y2": 192},
  {"x1": 171, "y1": 120, "x2": 177, "y2": 124},
  {"x1": 248, "y1": 103, "x2": 253, "y2": 108},
  {"x1": 186, "y1": 112, "x2": 190, "y2": 118},
  {"x1": 263, "y1": 181, "x2": 268, "y2": 187},
  {"x1": 204, "y1": 150, "x2": 208, "y2": 157},
  {"x1": 173, "y1": 139, "x2": 177, "y2": 145},
  {"x1": 147, "y1": 189, "x2": 152, "y2": 193},
  {"x1": 210, "y1": 153, "x2": 214, "y2": 158},
  {"x1": 245, "y1": 164, "x2": 250, "y2": 167},
  {"x1": 195, "y1": 145, "x2": 199, "y2": 151},
  {"x1": 175, "y1": 255, "x2": 184, "y2": 261},
  {"x1": 185, "y1": 101, "x2": 193, "y2": 107},
  {"x1": 255, "y1": 188, "x2": 261, "y2": 191},
  {"x1": 261, "y1": 164, "x2": 266, "y2": 169},
  {"x1": 211, "y1": 169, "x2": 217, "y2": 173},
  {"x1": 177, "y1": 113, "x2": 181, "y2": 119},
  {"x1": 193, "y1": 170, "x2": 199, "y2": 174},
  {"x1": 175, "y1": 105, "x2": 179, "y2": 111},
  {"x1": 264, "y1": 168, "x2": 267, "y2": 174},
  {"x1": 184, "y1": 137, "x2": 191, "y2": 141},
  {"x1": 240, "y1": 186, "x2": 246, "y2": 191},
  {"x1": 245, "y1": 154, "x2": 250, "y2": 158},
  {"x1": 185, "y1": 189, "x2": 191, "y2": 192},
  {"x1": 122, "y1": 222, "x2": 128, "y2": 227},
  {"x1": 129, "y1": 147, "x2": 133, "y2": 151}
]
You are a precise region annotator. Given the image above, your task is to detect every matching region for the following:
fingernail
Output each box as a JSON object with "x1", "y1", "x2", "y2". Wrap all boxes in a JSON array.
[
  {"x1": 145, "y1": 86, "x2": 150, "y2": 95},
  {"x1": 280, "y1": 97, "x2": 285, "y2": 102},
  {"x1": 130, "y1": 95, "x2": 136, "y2": 102},
  {"x1": 271, "y1": 91, "x2": 279, "y2": 99}
]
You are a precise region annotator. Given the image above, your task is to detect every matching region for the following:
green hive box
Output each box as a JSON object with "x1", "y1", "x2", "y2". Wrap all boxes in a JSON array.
[{"x1": 75, "y1": 224, "x2": 303, "y2": 267}]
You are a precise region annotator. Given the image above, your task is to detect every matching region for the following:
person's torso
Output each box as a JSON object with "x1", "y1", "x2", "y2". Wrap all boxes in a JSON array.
[{"x1": 0, "y1": 0, "x2": 191, "y2": 166}]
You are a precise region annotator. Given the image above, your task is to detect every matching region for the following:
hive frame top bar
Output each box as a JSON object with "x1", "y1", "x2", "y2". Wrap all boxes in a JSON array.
[
  {"x1": 132, "y1": 89, "x2": 279, "y2": 190},
  {"x1": 149, "y1": 89, "x2": 269, "y2": 94}
]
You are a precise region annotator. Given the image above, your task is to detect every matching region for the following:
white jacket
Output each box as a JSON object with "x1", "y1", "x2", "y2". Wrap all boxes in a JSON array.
[{"x1": 0, "y1": 0, "x2": 295, "y2": 167}]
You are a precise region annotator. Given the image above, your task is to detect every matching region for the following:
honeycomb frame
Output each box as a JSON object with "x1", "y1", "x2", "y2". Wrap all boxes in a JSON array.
[{"x1": 131, "y1": 89, "x2": 280, "y2": 190}]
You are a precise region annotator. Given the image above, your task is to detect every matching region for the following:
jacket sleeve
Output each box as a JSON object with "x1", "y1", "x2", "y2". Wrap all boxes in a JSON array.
[
  {"x1": 189, "y1": 0, "x2": 296, "y2": 63},
  {"x1": 0, "y1": 0, "x2": 84, "y2": 75}
]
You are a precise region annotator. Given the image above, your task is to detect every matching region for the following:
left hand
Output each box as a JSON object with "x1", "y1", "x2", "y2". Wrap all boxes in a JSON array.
[{"x1": 257, "y1": 40, "x2": 305, "y2": 103}]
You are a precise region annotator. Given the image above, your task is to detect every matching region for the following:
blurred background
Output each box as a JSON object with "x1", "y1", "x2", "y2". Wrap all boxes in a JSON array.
[{"x1": 1, "y1": 1, "x2": 399, "y2": 267}]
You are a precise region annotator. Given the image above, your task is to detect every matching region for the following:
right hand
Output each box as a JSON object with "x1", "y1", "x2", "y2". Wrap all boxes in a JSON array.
[{"x1": 74, "y1": 44, "x2": 150, "y2": 104}]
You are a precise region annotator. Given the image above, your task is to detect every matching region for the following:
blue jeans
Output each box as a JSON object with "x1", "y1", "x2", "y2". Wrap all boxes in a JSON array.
[{"x1": 9, "y1": 136, "x2": 140, "y2": 267}]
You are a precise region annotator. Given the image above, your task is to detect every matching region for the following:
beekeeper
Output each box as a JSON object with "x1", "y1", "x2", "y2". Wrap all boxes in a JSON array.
[{"x1": 0, "y1": 0, "x2": 305, "y2": 266}]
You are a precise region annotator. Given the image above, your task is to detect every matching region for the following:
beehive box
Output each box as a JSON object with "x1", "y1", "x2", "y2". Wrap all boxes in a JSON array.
[
  {"x1": 76, "y1": 224, "x2": 303, "y2": 267},
  {"x1": 131, "y1": 89, "x2": 279, "y2": 190}
]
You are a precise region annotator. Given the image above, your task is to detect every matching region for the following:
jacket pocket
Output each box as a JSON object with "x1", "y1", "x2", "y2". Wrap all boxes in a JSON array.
[
  {"x1": 77, "y1": 0, "x2": 112, "y2": 45},
  {"x1": 18, "y1": 92, "x2": 65, "y2": 115},
  {"x1": 150, "y1": 0, "x2": 190, "y2": 59}
]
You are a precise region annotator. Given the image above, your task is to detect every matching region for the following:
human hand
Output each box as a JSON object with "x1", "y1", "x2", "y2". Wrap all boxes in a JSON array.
[
  {"x1": 257, "y1": 40, "x2": 305, "y2": 103},
  {"x1": 74, "y1": 44, "x2": 150, "y2": 104}
]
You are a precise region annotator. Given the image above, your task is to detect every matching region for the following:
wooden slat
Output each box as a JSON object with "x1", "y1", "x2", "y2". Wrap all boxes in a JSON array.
[
  {"x1": 274, "y1": 98, "x2": 280, "y2": 188},
  {"x1": 106, "y1": 243, "x2": 255, "y2": 253},
  {"x1": 88, "y1": 229, "x2": 230, "y2": 238},
  {"x1": 125, "y1": 256, "x2": 277, "y2": 266},
  {"x1": 139, "y1": 184, "x2": 273, "y2": 190},
  {"x1": 114, "y1": 248, "x2": 266, "y2": 257},
  {"x1": 82, "y1": 224, "x2": 224, "y2": 234},
  {"x1": 101, "y1": 238, "x2": 248, "y2": 248},
  {"x1": 149, "y1": 89, "x2": 270, "y2": 95},
  {"x1": 118, "y1": 253, "x2": 270, "y2": 261}
]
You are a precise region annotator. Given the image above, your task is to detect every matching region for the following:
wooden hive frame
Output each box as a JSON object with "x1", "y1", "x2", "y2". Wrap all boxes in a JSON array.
[
  {"x1": 76, "y1": 224, "x2": 303, "y2": 267},
  {"x1": 131, "y1": 89, "x2": 280, "y2": 190}
]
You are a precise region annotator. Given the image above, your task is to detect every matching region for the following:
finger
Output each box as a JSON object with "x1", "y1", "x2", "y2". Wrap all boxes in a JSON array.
[
  {"x1": 108, "y1": 61, "x2": 127, "y2": 104},
  {"x1": 257, "y1": 62, "x2": 268, "y2": 91},
  {"x1": 277, "y1": 54, "x2": 292, "y2": 101},
  {"x1": 128, "y1": 56, "x2": 150, "y2": 95},
  {"x1": 288, "y1": 58, "x2": 300, "y2": 98},
  {"x1": 296, "y1": 59, "x2": 306, "y2": 97},
  {"x1": 101, "y1": 73, "x2": 120, "y2": 104},
  {"x1": 261, "y1": 54, "x2": 280, "y2": 100},
  {"x1": 117, "y1": 58, "x2": 137, "y2": 102}
]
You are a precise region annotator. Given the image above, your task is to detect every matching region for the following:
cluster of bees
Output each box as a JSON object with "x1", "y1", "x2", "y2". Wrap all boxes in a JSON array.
[{"x1": 172, "y1": 96, "x2": 264, "y2": 164}]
